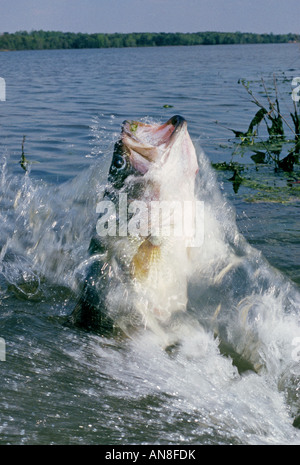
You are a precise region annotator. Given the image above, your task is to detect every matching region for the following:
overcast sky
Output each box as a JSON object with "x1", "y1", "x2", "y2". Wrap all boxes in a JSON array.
[{"x1": 0, "y1": 0, "x2": 299, "y2": 35}]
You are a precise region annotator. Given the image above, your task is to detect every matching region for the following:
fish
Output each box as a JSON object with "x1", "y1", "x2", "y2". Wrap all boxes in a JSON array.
[{"x1": 68, "y1": 115, "x2": 200, "y2": 344}]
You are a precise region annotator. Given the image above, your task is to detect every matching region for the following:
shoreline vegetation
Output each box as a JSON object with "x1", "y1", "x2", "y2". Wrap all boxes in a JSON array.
[{"x1": 0, "y1": 30, "x2": 299, "y2": 51}]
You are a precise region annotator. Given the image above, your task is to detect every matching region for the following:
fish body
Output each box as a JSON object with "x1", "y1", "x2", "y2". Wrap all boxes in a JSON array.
[{"x1": 69, "y1": 116, "x2": 199, "y2": 342}]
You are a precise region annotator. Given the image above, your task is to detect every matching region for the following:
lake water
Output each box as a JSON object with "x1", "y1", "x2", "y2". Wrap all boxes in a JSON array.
[{"x1": 0, "y1": 44, "x2": 300, "y2": 445}]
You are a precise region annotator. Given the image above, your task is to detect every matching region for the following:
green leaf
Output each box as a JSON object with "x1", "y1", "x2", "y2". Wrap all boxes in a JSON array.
[
  {"x1": 251, "y1": 151, "x2": 266, "y2": 164},
  {"x1": 247, "y1": 108, "x2": 268, "y2": 135}
]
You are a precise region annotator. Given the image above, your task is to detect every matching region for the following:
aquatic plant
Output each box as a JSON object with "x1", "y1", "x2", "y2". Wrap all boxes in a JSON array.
[
  {"x1": 214, "y1": 75, "x2": 300, "y2": 201},
  {"x1": 233, "y1": 77, "x2": 299, "y2": 170},
  {"x1": 18, "y1": 135, "x2": 39, "y2": 173},
  {"x1": 19, "y1": 135, "x2": 29, "y2": 172}
]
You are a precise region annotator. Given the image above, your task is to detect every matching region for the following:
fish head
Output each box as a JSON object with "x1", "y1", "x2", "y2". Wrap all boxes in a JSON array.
[{"x1": 108, "y1": 115, "x2": 199, "y2": 200}]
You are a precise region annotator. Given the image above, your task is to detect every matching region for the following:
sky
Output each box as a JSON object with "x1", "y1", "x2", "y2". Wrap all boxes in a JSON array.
[{"x1": 0, "y1": 0, "x2": 299, "y2": 35}]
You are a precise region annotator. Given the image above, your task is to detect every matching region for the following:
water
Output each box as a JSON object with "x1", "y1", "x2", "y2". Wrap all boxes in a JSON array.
[{"x1": 0, "y1": 44, "x2": 300, "y2": 445}]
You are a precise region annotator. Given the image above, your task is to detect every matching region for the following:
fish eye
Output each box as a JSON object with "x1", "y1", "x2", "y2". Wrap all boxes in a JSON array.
[{"x1": 113, "y1": 155, "x2": 126, "y2": 170}]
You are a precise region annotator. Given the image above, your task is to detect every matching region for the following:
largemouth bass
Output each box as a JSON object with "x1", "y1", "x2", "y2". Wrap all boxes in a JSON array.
[{"x1": 69, "y1": 115, "x2": 200, "y2": 343}]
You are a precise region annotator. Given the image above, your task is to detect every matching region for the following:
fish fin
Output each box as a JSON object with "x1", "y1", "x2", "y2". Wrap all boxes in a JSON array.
[{"x1": 131, "y1": 238, "x2": 161, "y2": 281}]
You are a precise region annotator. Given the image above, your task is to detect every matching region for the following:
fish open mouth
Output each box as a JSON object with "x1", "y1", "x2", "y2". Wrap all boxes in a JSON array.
[{"x1": 121, "y1": 115, "x2": 188, "y2": 172}]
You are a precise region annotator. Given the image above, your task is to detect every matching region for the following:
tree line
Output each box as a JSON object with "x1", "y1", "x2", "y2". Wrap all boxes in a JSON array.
[{"x1": 0, "y1": 30, "x2": 299, "y2": 51}]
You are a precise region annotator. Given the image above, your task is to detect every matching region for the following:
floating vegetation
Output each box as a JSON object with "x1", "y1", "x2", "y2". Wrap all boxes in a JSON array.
[
  {"x1": 212, "y1": 161, "x2": 300, "y2": 203},
  {"x1": 213, "y1": 75, "x2": 300, "y2": 202}
]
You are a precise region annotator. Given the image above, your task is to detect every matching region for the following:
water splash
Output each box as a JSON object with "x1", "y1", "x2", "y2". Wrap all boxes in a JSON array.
[{"x1": 0, "y1": 122, "x2": 300, "y2": 444}]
